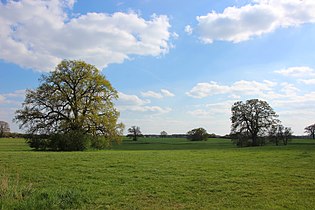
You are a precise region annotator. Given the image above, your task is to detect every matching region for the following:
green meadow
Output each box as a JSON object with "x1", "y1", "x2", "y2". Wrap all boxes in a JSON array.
[{"x1": 0, "y1": 137, "x2": 314, "y2": 209}]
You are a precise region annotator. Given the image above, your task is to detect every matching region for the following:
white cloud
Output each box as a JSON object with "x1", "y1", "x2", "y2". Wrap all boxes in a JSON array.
[
  {"x1": 161, "y1": 89, "x2": 175, "y2": 97},
  {"x1": 189, "y1": 0, "x2": 315, "y2": 43},
  {"x1": 186, "y1": 80, "x2": 276, "y2": 98},
  {"x1": 0, "y1": 95, "x2": 6, "y2": 104},
  {"x1": 117, "y1": 92, "x2": 171, "y2": 114},
  {"x1": 184, "y1": 25, "x2": 193, "y2": 35},
  {"x1": 141, "y1": 91, "x2": 163, "y2": 99},
  {"x1": 300, "y1": 79, "x2": 315, "y2": 85},
  {"x1": 275, "y1": 66, "x2": 315, "y2": 78},
  {"x1": 186, "y1": 81, "x2": 230, "y2": 98},
  {"x1": 0, "y1": 89, "x2": 26, "y2": 105},
  {"x1": 141, "y1": 89, "x2": 175, "y2": 98},
  {"x1": 0, "y1": 0, "x2": 172, "y2": 71},
  {"x1": 118, "y1": 92, "x2": 150, "y2": 106}
]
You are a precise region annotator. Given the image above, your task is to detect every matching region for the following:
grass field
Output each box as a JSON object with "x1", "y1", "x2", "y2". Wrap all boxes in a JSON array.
[{"x1": 0, "y1": 137, "x2": 314, "y2": 209}]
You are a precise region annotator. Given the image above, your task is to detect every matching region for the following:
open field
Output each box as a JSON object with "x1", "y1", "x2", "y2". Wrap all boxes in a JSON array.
[{"x1": 0, "y1": 137, "x2": 315, "y2": 209}]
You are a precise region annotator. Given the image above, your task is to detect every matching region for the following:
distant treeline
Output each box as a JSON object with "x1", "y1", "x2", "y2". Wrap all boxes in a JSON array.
[
  {"x1": 1, "y1": 132, "x2": 311, "y2": 139},
  {"x1": 141, "y1": 134, "x2": 310, "y2": 139}
]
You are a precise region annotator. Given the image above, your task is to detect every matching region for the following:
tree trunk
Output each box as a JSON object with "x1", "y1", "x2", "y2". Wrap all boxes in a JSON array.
[{"x1": 252, "y1": 135, "x2": 258, "y2": 146}]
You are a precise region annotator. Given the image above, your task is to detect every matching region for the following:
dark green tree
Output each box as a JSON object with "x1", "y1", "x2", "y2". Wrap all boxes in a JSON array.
[
  {"x1": 268, "y1": 124, "x2": 292, "y2": 146},
  {"x1": 0, "y1": 121, "x2": 10, "y2": 138},
  {"x1": 304, "y1": 123, "x2": 315, "y2": 139},
  {"x1": 187, "y1": 127, "x2": 208, "y2": 141},
  {"x1": 231, "y1": 99, "x2": 279, "y2": 146},
  {"x1": 160, "y1": 131, "x2": 168, "y2": 138},
  {"x1": 15, "y1": 60, "x2": 124, "y2": 150},
  {"x1": 128, "y1": 126, "x2": 142, "y2": 141}
]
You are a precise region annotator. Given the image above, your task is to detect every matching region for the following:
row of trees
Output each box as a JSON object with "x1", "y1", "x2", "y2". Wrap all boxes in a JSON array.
[{"x1": 11, "y1": 60, "x2": 314, "y2": 151}]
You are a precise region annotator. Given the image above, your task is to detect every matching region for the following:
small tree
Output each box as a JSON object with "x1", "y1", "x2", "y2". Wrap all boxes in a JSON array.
[
  {"x1": 128, "y1": 126, "x2": 142, "y2": 141},
  {"x1": 304, "y1": 124, "x2": 315, "y2": 139},
  {"x1": 268, "y1": 124, "x2": 284, "y2": 146},
  {"x1": 231, "y1": 99, "x2": 279, "y2": 147},
  {"x1": 269, "y1": 125, "x2": 293, "y2": 146},
  {"x1": 0, "y1": 121, "x2": 10, "y2": 138},
  {"x1": 160, "y1": 131, "x2": 167, "y2": 138},
  {"x1": 283, "y1": 127, "x2": 293, "y2": 145},
  {"x1": 187, "y1": 128, "x2": 208, "y2": 141}
]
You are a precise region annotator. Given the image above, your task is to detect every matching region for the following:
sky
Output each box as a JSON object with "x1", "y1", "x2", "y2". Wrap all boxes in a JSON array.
[{"x1": 1, "y1": 0, "x2": 315, "y2": 135}]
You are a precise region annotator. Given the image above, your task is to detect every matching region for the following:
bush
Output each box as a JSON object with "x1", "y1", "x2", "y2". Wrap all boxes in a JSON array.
[
  {"x1": 90, "y1": 136, "x2": 110, "y2": 149},
  {"x1": 49, "y1": 130, "x2": 90, "y2": 151},
  {"x1": 26, "y1": 130, "x2": 90, "y2": 151},
  {"x1": 187, "y1": 128, "x2": 208, "y2": 141}
]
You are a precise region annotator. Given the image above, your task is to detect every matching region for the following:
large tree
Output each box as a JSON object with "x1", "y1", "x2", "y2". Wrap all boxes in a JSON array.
[
  {"x1": 304, "y1": 123, "x2": 315, "y2": 139},
  {"x1": 231, "y1": 99, "x2": 279, "y2": 146},
  {"x1": 15, "y1": 60, "x2": 124, "y2": 150}
]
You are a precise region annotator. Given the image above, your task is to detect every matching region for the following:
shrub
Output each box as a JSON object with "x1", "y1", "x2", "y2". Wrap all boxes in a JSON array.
[
  {"x1": 90, "y1": 136, "x2": 110, "y2": 149},
  {"x1": 187, "y1": 128, "x2": 208, "y2": 141}
]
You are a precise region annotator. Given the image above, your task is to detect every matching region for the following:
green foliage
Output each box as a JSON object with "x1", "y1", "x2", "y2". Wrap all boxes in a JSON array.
[
  {"x1": 0, "y1": 121, "x2": 10, "y2": 138},
  {"x1": 49, "y1": 130, "x2": 91, "y2": 151},
  {"x1": 269, "y1": 125, "x2": 293, "y2": 146},
  {"x1": 187, "y1": 127, "x2": 208, "y2": 141},
  {"x1": 90, "y1": 136, "x2": 110, "y2": 149},
  {"x1": 15, "y1": 60, "x2": 124, "y2": 151}
]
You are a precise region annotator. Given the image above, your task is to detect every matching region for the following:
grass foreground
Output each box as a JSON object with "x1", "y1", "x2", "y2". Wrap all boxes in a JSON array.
[{"x1": 0, "y1": 137, "x2": 314, "y2": 209}]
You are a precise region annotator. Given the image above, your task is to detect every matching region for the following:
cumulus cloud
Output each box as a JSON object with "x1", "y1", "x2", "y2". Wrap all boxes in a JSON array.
[
  {"x1": 141, "y1": 89, "x2": 175, "y2": 98},
  {"x1": 300, "y1": 79, "x2": 315, "y2": 85},
  {"x1": 117, "y1": 92, "x2": 171, "y2": 114},
  {"x1": 0, "y1": 0, "x2": 172, "y2": 71},
  {"x1": 184, "y1": 25, "x2": 193, "y2": 35},
  {"x1": 0, "y1": 89, "x2": 26, "y2": 105},
  {"x1": 275, "y1": 66, "x2": 315, "y2": 78},
  {"x1": 188, "y1": 0, "x2": 315, "y2": 43},
  {"x1": 188, "y1": 101, "x2": 234, "y2": 118},
  {"x1": 186, "y1": 80, "x2": 276, "y2": 98}
]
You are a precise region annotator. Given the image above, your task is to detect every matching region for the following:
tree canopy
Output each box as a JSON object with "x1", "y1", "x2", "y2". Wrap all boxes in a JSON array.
[
  {"x1": 0, "y1": 121, "x2": 10, "y2": 138},
  {"x1": 160, "y1": 131, "x2": 168, "y2": 138},
  {"x1": 15, "y1": 60, "x2": 124, "y2": 150},
  {"x1": 187, "y1": 127, "x2": 208, "y2": 141},
  {"x1": 305, "y1": 123, "x2": 315, "y2": 139},
  {"x1": 231, "y1": 99, "x2": 279, "y2": 146},
  {"x1": 128, "y1": 126, "x2": 142, "y2": 141}
]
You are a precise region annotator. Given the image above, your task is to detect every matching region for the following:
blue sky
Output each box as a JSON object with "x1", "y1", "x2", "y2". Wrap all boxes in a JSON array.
[{"x1": 1, "y1": 0, "x2": 315, "y2": 135}]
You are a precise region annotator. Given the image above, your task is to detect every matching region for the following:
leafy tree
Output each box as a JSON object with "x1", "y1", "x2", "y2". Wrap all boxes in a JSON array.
[
  {"x1": 283, "y1": 127, "x2": 293, "y2": 145},
  {"x1": 231, "y1": 99, "x2": 279, "y2": 146},
  {"x1": 268, "y1": 124, "x2": 292, "y2": 146},
  {"x1": 14, "y1": 60, "x2": 124, "y2": 151},
  {"x1": 128, "y1": 126, "x2": 142, "y2": 141},
  {"x1": 187, "y1": 127, "x2": 208, "y2": 141},
  {"x1": 0, "y1": 121, "x2": 10, "y2": 138},
  {"x1": 160, "y1": 131, "x2": 167, "y2": 138},
  {"x1": 304, "y1": 123, "x2": 315, "y2": 139}
]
